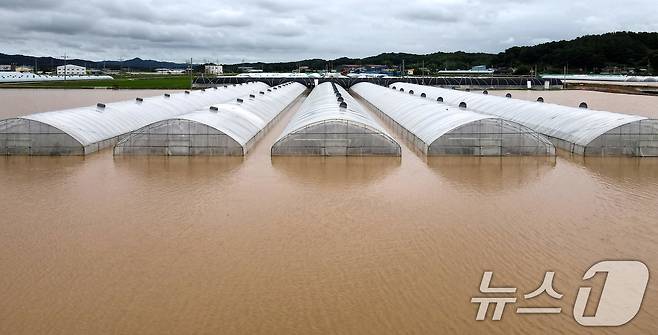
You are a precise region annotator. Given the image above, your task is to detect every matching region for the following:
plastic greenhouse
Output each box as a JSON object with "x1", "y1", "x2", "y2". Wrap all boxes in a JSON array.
[
  {"x1": 0, "y1": 82, "x2": 269, "y2": 155},
  {"x1": 0, "y1": 72, "x2": 114, "y2": 83},
  {"x1": 351, "y1": 83, "x2": 556, "y2": 156},
  {"x1": 392, "y1": 83, "x2": 658, "y2": 156},
  {"x1": 271, "y1": 82, "x2": 400, "y2": 156},
  {"x1": 114, "y1": 82, "x2": 306, "y2": 156}
]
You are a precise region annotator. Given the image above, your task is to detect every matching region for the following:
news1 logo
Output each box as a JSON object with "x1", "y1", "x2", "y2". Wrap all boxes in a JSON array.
[{"x1": 471, "y1": 261, "x2": 649, "y2": 327}]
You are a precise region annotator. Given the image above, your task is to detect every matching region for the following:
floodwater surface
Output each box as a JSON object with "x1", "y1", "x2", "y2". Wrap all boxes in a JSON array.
[
  {"x1": 0, "y1": 89, "x2": 657, "y2": 334},
  {"x1": 0, "y1": 89, "x2": 176, "y2": 117}
]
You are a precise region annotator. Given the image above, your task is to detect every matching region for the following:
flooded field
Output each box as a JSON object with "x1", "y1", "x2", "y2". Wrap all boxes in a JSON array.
[
  {"x1": 489, "y1": 89, "x2": 658, "y2": 118},
  {"x1": 0, "y1": 89, "x2": 177, "y2": 118},
  {"x1": 0, "y1": 88, "x2": 657, "y2": 334}
]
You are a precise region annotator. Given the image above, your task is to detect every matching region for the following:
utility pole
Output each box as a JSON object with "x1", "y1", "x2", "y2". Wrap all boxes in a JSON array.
[
  {"x1": 402, "y1": 59, "x2": 405, "y2": 78},
  {"x1": 563, "y1": 65, "x2": 567, "y2": 79},
  {"x1": 62, "y1": 52, "x2": 67, "y2": 81},
  {"x1": 189, "y1": 57, "x2": 193, "y2": 90},
  {"x1": 422, "y1": 59, "x2": 425, "y2": 84},
  {"x1": 422, "y1": 60, "x2": 425, "y2": 76},
  {"x1": 535, "y1": 64, "x2": 538, "y2": 78},
  {"x1": 563, "y1": 64, "x2": 568, "y2": 89}
]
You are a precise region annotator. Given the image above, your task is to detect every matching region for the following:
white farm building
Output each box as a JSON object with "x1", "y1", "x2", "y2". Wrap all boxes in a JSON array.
[{"x1": 57, "y1": 65, "x2": 86, "y2": 76}]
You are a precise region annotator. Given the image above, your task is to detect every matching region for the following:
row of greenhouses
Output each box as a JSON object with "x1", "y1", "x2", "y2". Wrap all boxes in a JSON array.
[
  {"x1": 2, "y1": 81, "x2": 657, "y2": 157},
  {"x1": 0, "y1": 72, "x2": 114, "y2": 83},
  {"x1": 351, "y1": 83, "x2": 555, "y2": 156},
  {"x1": 114, "y1": 82, "x2": 305, "y2": 156},
  {"x1": 0, "y1": 82, "x2": 268, "y2": 155},
  {"x1": 392, "y1": 83, "x2": 658, "y2": 156}
]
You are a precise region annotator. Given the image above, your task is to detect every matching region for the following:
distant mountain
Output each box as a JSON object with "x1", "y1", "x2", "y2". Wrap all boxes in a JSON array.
[
  {"x1": 227, "y1": 52, "x2": 496, "y2": 74},
  {"x1": 2, "y1": 32, "x2": 657, "y2": 74},
  {"x1": 0, "y1": 54, "x2": 188, "y2": 71},
  {"x1": 99, "y1": 58, "x2": 189, "y2": 70}
]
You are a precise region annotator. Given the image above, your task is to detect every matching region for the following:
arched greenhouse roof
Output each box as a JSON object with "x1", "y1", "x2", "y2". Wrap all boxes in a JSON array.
[
  {"x1": 275, "y1": 82, "x2": 393, "y2": 141},
  {"x1": 391, "y1": 82, "x2": 651, "y2": 148},
  {"x1": 272, "y1": 82, "x2": 400, "y2": 156},
  {"x1": 352, "y1": 83, "x2": 555, "y2": 156},
  {"x1": 126, "y1": 82, "x2": 305, "y2": 148},
  {"x1": 0, "y1": 72, "x2": 114, "y2": 83},
  {"x1": 12, "y1": 82, "x2": 269, "y2": 147},
  {"x1": 352, "y1": 83, "x2": 497, "y2": 145}
]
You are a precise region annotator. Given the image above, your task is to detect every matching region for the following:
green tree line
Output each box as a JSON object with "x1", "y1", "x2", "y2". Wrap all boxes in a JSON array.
[{"x1": 225, "y1": 32, "x2": 658, "y2": 75}]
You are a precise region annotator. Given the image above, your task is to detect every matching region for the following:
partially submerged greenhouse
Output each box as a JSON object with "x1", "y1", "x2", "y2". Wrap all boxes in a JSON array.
[
  {"x1": 0, "y1": 82, "x2": 269, "y2": 155},
  {"x1": 271, "y1": 82, "x2": 400, "y2": 156},
  {"x1": 114, "y1": 82, "x2": 306, "y2": 156},
  {"x1": 351, "y1": 83, "x2": 555, "y2": 156},
  {"x1": 393, "y1": 83, "x2": 658, "y2": 156}
]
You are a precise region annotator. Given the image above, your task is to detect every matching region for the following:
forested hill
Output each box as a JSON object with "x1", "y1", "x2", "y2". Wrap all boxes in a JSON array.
[
  {"x1": 493, "y1": 32, "x2": 658, "y2": 73},
  {"x1": 1, "y1": 32, "x2": 657, "y2": 74},
  {"x1": 229, "y1": 32, "x2": 658, "y2": 74}
]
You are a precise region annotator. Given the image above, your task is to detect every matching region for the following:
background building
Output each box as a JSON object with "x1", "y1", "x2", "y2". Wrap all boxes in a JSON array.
[
  {"x1": 238, "y1": 66, "x2": 262, "y2": 73},
  {"x1": 438, "y1": 65, "x2": 494, "y2": 75},
  {"x1": 15, "y1": 66, "x2": 34, "y2": 73},
  {"x1": 205, "y1": 65, "x2": 223, "y2": 75},
  {"x1": 57, "y1": 64, "x2": 86, "y2": 76},
  {"x1": 155, "y1": 68, "x2": 186, "y2": 74}
]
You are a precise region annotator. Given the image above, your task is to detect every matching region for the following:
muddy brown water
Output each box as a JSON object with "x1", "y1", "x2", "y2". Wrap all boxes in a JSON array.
[{"x1": 0, "y1": 89, "x2": 657, "y2": 334}]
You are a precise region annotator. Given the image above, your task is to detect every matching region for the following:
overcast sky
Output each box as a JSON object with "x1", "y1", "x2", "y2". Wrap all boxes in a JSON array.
[{"x1": 1, "y1": 0, "x2": 656, "y2": 64}]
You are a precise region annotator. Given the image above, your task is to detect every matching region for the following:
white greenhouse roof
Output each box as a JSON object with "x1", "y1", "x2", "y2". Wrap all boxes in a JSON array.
[
  {"x1": 391, "y1": 82, "x2": 649, "y2": 147},
  {"x1": 16, "y1": 82, "x2": 269, "y2": 147},
  {"x1": 0, "y1": 72, "x2": 113, "y2": 83},
  {"x1": 172, "y1": 82, "x2": 305, "y2": 146},
  {"x1": 276, "y1": 82, "x2": 392, "y2": 141},
  {"x1": 352, "y1": 83, "x2": 501, "y2": 146}
]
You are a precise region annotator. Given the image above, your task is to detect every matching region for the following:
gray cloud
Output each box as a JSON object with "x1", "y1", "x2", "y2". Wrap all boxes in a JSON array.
[{"x1": 0, "y1": 0, "x2": 656, "y2": 64}]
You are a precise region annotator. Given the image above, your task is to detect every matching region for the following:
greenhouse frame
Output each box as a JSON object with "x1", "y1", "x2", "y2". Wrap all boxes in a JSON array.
[
  {"x1": 114, "y1": 82, "x2": 306, "y2": 156},
  {"x1": 392, "y1": 83, "x2": 658, "y2": 156},
  {"x1": 271, "y1": 82, "x2": 400, "y2": 156},
  {"x1": 351, "y1": 83, "x2": 556, "y2": 156},
  {"x1": 0, "y1": 82, "x2": 269, "y2": 155}
]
